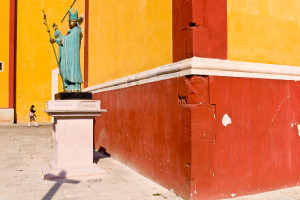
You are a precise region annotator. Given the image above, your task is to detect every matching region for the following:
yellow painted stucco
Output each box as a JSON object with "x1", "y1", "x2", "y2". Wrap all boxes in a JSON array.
[
  {"x1": 16, "y1": 0, "x2": 85, "y2": 122},
  {"x1": 228, "y1": 0, "x2": 300, "y2": 66},
  {"x1": 88, "y1": 0, "x2": 173, "y2": 86},
  {"x1": 0, "y1": 0, "x2": 10, "y2": 108}
]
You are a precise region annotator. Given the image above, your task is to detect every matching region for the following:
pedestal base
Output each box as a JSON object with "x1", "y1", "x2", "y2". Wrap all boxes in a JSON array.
[
  {"x1": 42, "y1": 161, "x2": 107, "y2": 180},
  {"x1": 43, "y1": 100, "x2": 107, "y2": 180}
]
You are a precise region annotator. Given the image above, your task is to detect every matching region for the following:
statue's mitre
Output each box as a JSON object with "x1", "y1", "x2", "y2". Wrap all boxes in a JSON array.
[{"x1": 69, "y1": 8, "x2": 78, "y2": 21}]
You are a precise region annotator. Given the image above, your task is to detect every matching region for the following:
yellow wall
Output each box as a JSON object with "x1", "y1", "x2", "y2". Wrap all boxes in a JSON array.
[
  {"x1": 0, "y1": 0, "x2": 10, "y2": 108},
  {"x1": 88, "y1": 0, "x2": 173, "y2": 86},
  {"x1": 16, "y1": 0, "x2": 85, "y2": 122},
  {"x1": 228, "y1": 0, "x2": 300, "y2": 66}
]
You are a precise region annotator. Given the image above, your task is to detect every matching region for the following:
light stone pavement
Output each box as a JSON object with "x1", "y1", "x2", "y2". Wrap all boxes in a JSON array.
[
  {"x1": 0, "y1": 123, "x2": 182, "y2": 200},
  {"x1": 1, "y1": 123, "x2": 300, "y2": 200},
  {"x1": 222, "y1": 186, "x2": 300, "y2": 200}
]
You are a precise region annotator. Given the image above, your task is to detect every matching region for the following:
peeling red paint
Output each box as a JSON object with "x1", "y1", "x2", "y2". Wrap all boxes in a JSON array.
[
  {"x1": 172, "y1": 0, "x2": 227, "y2": 62},
  {"x1": 93, "y1": 77, "x2": 194, "y2": 198},
  {"x1": 93, "y1": 76, "x2": 215, "y2": 199},
  {"x1": 201, "y1": 76, "x2": 300, "y2": 199},
  {"x1": 93, "y1": 75, "x2": 300, "y2": 199},
  {"x1": 178, "y1": 75, "x2": 210, "y2": 104}
]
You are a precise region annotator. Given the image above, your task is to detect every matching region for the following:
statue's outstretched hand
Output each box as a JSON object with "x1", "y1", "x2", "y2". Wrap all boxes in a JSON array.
[
  {"x1": 53, "y1": 23, "x2": 58, "y2": 31},
  {"x1": 78, "y1": 14, "x2": 85, "y2": 25},
  {"x1": 50, "y1": 38, "x2": 56, "y2": 44}
]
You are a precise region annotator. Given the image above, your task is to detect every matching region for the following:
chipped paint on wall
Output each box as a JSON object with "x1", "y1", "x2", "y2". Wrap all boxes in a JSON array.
[{"x1": 222, "y1": 114, "x2": 232, "y2": 127}]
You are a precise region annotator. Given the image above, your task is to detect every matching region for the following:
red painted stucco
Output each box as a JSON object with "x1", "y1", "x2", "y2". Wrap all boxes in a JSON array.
[
  {"x1": 93, "y1": 75, "x2": 300, "y2": 199},
  {"x1": 172, "y1": 0, "x2": 227, "y2": 62},
  {"x1": 93, "y1": 76, "x2": 215, "y2": 199},
  {"x1": 93, "y1": 77, "x2": 194, "y2": 198},
  {"x1": 203, "y1": 76, "x2": 300, "y2": 199},
  {"x1": 9, "y1": 0, "x2": 16, "y2": 109}
]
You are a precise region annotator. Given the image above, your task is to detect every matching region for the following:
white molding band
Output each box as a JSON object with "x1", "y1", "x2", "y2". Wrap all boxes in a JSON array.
[{"x1": 83, "y1": 57, "x2": 300, "y2": 93}]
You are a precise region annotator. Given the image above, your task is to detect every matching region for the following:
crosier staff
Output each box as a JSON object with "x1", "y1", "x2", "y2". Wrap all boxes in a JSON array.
[
  {"x1": 42, "y1": 10, "x2": 66, "y2": 91},
  {"x1": 61, "y1": 0, "x2": 77, "y2": 23}
]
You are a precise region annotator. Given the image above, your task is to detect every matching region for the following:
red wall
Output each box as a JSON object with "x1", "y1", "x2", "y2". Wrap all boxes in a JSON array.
[
  {"x1": 172, "y1": 0, "x2": 227, "y2": 62},
  {"x1": 9, "y1": 0, "x2": 16, "y2": 110},
  {"x1": 93, "y1": 75, "x2": 300, "y2": 199},
  {"x1": 93, "y1": 77, "x2": 199, "y2": 199},
  {"x1": 200, "y1": 76, "x2": 300, "y2": 199}
]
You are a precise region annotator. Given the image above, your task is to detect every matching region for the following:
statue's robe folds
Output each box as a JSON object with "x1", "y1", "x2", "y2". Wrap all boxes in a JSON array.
[
  {"x1": 56, "y1": 24, "x2": 83, "y2": 91},
  {"x1": 54, "y1": 30, "x2": 63, "y2": 76}
]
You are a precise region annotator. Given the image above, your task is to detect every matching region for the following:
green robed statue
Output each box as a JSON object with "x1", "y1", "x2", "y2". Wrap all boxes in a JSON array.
[{"x1": 50, "y1": 9, "x2": 83, "y2": 92}]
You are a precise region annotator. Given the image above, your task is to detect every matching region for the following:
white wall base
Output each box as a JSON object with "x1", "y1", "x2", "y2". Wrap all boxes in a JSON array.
[{"x1": 0, "y1": 108, "x2": 14, "y2": 123}]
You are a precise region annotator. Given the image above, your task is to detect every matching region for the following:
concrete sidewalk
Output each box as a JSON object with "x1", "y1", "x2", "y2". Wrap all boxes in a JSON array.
[
  {"x1": 0, "y1": 123, "x2": 182, "y2": 200},
  {"x1": 223, "y1": 186, "x2": 300, "y2": 200},
  {"x1": 1, "y1": 123, "x2": 300, "y2": 200}
]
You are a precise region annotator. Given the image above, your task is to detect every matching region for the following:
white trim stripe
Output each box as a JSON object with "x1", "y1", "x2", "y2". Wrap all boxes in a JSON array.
[{"x1": 83, "y1": 57, "x2": 300, "y2": 93}]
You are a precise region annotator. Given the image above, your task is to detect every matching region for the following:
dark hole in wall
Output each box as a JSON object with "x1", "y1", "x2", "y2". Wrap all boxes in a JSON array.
[
  {"x1": 189, "y1": 22, "x2": 198, "y2": 27},
  {"x1": 178, "y1": 95, "x2": 188, "y2": 105}
]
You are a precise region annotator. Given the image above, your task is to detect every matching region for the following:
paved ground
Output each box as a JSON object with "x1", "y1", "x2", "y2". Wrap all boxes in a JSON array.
[
  {"x1": 224, "y1": 186, "x2": 300, "y2": 200},
  {"x1": 1, "y1": 123, "x2": 300, "y2": 200},
  {"x1": 0, "y1": 123, "x2": 182, "y2": 200}
]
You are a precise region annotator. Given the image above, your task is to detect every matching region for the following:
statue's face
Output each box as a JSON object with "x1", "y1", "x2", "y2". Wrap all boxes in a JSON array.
[{"x1": 69, "y1": 20, "x2": 77, "y2": 29}]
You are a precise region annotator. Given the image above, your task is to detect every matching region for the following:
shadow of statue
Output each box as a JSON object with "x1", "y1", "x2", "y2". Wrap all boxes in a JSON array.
[
  {"x1": 42, "y1": 170, "x2": 80, "y2": 200},
  {"x1": 93, "y1": 147, "x2": 111, "y2": 164}
]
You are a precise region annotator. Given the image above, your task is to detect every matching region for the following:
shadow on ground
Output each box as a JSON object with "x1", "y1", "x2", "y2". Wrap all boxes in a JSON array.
[{"x1": 42, "y1": 171, "x2": 80, "y2": 200}]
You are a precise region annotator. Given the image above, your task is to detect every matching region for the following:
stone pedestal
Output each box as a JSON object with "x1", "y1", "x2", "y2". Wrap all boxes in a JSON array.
[{"x1": 43, "y1": 100, "x2": 107, "y2": 179}]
